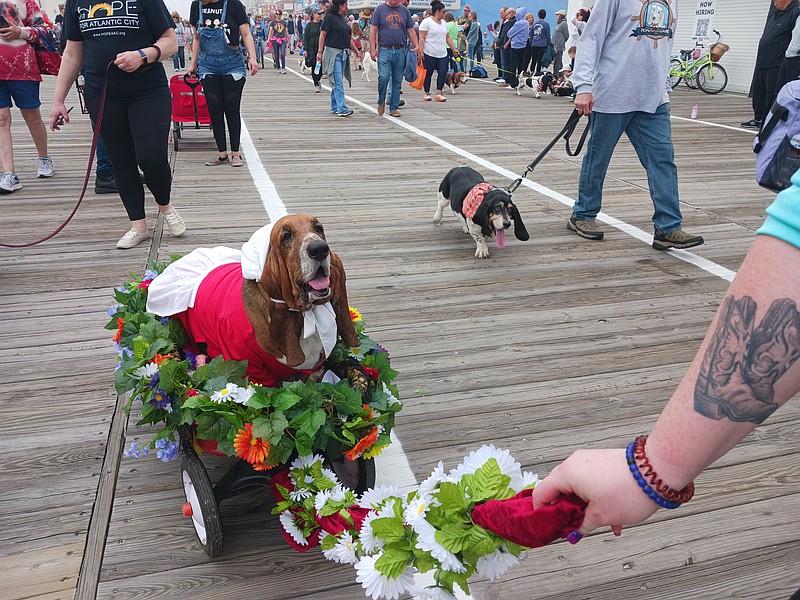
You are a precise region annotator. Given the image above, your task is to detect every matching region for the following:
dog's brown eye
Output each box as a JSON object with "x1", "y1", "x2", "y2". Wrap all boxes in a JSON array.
[
  {"x1": 314, "y1": 223, "x2": 324, "y2": 236},
  {"x1": 281, "y1": 229, "x2": 292, "y2": 244}
]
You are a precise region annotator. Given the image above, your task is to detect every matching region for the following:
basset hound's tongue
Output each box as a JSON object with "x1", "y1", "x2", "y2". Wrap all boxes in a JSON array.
[
  {"x1": 308, "y1": 272, "x2": 330, "y2": 291},
  {"x1": 495, "y1": 228, "x2": 507, "y2": 249}
]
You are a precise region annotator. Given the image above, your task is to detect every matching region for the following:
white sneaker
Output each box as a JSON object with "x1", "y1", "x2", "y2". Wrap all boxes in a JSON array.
[
  {"x1": 37, "y1": 157, "x2": 54, "y2": 178},
  {"x1": 0, "y1": 171, "x2": 22, "y2": 193},
  {"x1": 117, "y1": 228, "x2": 150, "y2": 249},
  {"x1": 163, "y1": 208, "x2": 186, "y2": 236}
]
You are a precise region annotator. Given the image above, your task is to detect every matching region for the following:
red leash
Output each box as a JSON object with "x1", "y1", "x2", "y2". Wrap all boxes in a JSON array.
[{"x1": 1, "y1": 62, "x2": 112, "y2": 248}]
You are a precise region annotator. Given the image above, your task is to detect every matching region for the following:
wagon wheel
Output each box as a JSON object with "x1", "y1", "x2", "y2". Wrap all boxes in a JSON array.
[
  {"x1": 172, "y1": 122, "x2": 181, "y2": 152},
  {"x1": 328, "y1": 456, "x2": 376, "y2": 494},
  {"x1": 181, "y1": 450, "x2": 224, "y2": 557}
]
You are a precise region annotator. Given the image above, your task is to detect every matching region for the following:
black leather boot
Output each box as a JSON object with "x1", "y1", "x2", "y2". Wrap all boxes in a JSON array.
[{"x1": 94, "y1": 175, "x2": 117, "y2": 194}]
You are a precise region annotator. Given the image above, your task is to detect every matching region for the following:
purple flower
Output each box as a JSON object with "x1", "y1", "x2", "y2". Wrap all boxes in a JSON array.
[
  {"x1": 144, "y1": 268, "x2": 159, "y2": 280},
  {"x1": 108, "y1": 305, "x2": 122, "y2": 316},
  {"x1": 154, "y1": 438, "x2": 179, "y2": 462},
  {"x1": 159, "y1": 316, "x2": 171, "y2": 325},
  {"x1": 116, "y1": 285, "x2": 131, "y2": 294},
  {"x1": 184, "y1": 349, "x2": 197, "y2": 369},
  {"x1": 149, "y1": 388, "x2": 172, "y2": 411},
  {"x1": 123, "y1": 442, "x2": 150, "y2": 459},
  {"x1": 149, "y1": 372, "x2": 160, "y2": 389}
]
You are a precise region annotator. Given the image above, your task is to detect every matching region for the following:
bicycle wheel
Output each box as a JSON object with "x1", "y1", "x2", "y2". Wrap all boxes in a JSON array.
[
  {"x1": 181, "y1": 450, "x2": 224, "y2": 558},
  {"x1": 668, "y1": 59, "x2": 682, "y2": 89},
  {"x1": 696, "y1": 62, "x2": 728, "y2": 94},
  {"x1": 684, "y1": 69, "x2": 700, "y2": 89}
]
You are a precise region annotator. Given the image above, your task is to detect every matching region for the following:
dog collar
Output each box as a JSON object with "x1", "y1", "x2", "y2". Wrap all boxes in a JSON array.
[
  {"x1": 268, "y1": 296, "x2": 338, "y2": 358},
  {"x1": 463, "y1": 183, "x2": 494, "y2": 219}
]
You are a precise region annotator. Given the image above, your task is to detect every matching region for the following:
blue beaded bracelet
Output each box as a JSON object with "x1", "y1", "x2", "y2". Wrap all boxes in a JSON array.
[{"x1": 626, "y1": 441, "x2": 682, "y2": 510}]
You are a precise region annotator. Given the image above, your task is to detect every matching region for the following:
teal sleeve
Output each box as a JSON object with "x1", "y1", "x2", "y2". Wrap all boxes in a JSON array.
[{"x1": 756, "y1": 172, "x2": 800, "y2": 249}]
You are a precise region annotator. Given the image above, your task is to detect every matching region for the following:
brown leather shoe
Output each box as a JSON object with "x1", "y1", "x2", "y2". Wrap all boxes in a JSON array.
[
  {"x1": 389, "y1": 110, "x2": 401, "y2": 117},
  {"x1": 377, "y1": 103, "x2": 385, "y2": 116}
]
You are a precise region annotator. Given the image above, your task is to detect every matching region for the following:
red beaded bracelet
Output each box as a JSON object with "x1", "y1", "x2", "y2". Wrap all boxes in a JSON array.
[{"x1": 632, "y1": 435, "x2": 695, "y2": 504}]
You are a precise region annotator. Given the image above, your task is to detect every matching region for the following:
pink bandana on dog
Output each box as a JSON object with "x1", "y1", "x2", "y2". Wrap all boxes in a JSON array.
[{"x1": 463, "y1": 183, "x2": 494, "y2": 219}]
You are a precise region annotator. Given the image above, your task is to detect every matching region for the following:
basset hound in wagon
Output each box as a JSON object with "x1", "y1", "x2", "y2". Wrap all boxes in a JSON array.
[
  {"x1": 433, "y1": 166, "x2": 529, "y2": 259},
  {"x1": 146, "y1": 214, "x2": 359, "y2": 386}
]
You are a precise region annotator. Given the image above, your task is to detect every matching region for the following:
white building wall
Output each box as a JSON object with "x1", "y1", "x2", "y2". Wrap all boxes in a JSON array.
[{"x1": 563, "y1": 0, "x2": 767, "y2": 95}]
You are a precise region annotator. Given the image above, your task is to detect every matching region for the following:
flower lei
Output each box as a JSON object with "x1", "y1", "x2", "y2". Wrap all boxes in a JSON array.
[
  {"x1": 108, "y1": 260, "x2": 402, "y2": 468},
  {"x1": 273, "y1": 445, "x2": 538, "y2": 600}
]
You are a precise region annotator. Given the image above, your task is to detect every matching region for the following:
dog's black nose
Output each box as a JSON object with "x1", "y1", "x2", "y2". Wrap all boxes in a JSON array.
[
  {"x1": 307, "y1": 240, "x2": 330, "y2": 261},
  {"x1": 502, "y1": 220, "x2": 511, "y2": 229}
]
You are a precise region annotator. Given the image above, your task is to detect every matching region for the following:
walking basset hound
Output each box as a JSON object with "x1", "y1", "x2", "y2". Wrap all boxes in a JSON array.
[
  {"x1": 433, "y1": 166, "x2": 529, "y2": 259},
  {"x1": 146, "y1": 214, "x2": 359, "y2": 385}
]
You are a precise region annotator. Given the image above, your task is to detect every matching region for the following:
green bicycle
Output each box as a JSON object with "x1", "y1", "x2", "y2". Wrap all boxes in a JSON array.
[{"x1": 669, "y1": 29, "x2": 729, "y2": 95}]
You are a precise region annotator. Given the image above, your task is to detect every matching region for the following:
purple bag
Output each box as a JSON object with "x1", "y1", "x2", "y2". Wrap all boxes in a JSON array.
[{"x1": 754, "y1": 80, "x2": 800, "y2": 192}]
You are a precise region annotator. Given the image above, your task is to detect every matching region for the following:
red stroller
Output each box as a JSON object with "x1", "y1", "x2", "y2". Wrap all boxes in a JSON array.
[{"x1": 170, "y1": 74, "x2": 211, "y2": 151}]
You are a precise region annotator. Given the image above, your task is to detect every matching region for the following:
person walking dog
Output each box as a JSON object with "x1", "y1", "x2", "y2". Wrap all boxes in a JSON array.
[{"x1": 370, "y1": 0, "x2": 418, "y2": 117}]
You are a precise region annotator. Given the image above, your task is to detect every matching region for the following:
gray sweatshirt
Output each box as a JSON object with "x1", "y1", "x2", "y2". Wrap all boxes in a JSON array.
[{"x1": 572, "y1": 0, "x2": 676, "y2": 113}]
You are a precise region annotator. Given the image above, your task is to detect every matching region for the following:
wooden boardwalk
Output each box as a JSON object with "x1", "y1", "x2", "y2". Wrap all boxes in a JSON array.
[{"x1": 1, "y1": 66, "x2": 798, "y2": 600}]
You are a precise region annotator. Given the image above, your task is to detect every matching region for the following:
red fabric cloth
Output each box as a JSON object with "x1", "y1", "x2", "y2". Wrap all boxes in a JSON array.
[
  {"x1": 174, "y1": 263, "x2": 313, "y2": 386},
  {"x1": 471, "y1": 489, "x2": 586, "y2": 548},
  {"x1": 316, "y1": 505, "x2": 371, "y2": 536},
  {"x1": 270, "y1": 469, "x2": 322, "y2": 552},
  {"x1": 462, "y1": 182, "x2": 493, "y2": 219},
  {"x1": 0, "y1": 0, "x2": 45, "y2": 82}
]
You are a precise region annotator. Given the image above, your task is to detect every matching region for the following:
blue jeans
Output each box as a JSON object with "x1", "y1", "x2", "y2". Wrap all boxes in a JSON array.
[
  {"x1": 96, "y1": 134, "x2": 114, "y2": 178},
  {"x1": 330, "y1": 50, "x2": 349, "y2": 114},
  {"x1": 377, "y1": 47, "x2": 405, "y2": 111},
  {"x1": 573, "y1": 103, "x2": 683, "y2": 234},
  {"x1": 254, "y1": 38, "x2": 265, "y2": 63}
]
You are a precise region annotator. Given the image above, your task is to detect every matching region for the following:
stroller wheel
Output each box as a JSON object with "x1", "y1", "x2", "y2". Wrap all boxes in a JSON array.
[
  {"x1": 181, "y1": 450, "x2": 224, "y2": 558},
  {"x1": 328, "y1": 456, "x2": 376, "y2": 494}
]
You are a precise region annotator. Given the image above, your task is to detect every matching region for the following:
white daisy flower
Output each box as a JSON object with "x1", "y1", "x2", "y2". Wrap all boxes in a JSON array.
[
  {"x1": 359, "y1": 504, "x2": 395, "y2": 553},
  {"x1": 290, "y1": 454, "x2": 325, "y2": 471},
  {"x1": 417, "y1": 461, "x2": 447, "y2": 497},
  {"x1": 314, "y1": 485, "x2": 347, "y2": 512},
  {"x1": 403, "y1": 493, "x2": 435, "y2": 526},
  {"x1": 476, "y1": 548, "x2": 520, "y2": 581},
  {"x1": 321, "y1": 467, "x2": 341, "y2": 486},
  {"x1": 355, "y1": 552, "x2": 415, "y2": 600},
  {"x1": 382, "y1": 382, "x2": 401, "y2": 406},
  {"x1": 289, "y1": 488, "x2": 312, "y2": 502},
  {"x1": 279, "y1": 511, "x2": 308, "y2": 546},
  {"x1": 304, "y1": 474, "x2": 316, "y2": 485},
  {"x1": 412, "y1": 519, "x2": 466, "y2": 573},
  {"x1": 322, "y1": 531, "x2": 359, "y2": 564},
  {"x1": 519, "y1": 470, "x2": 539, "y2": 491},
  {"x1": 132, "y1": 362, "x2": 158, "y2": 379},
  {"x1": 231, "y1": 385, "x2": 255, "y2": 404},
  {"x1": 359, "y1": 484, "x2": 402, "y2": 510},
  {"x1": 210, "y1": 383, "x2": 241, "y2": 404},
  {"x1": 450, "y1": 444, "x2": 523, "y2": 492}
]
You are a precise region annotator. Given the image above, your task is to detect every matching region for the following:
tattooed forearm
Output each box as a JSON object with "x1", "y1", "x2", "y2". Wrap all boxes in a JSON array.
[{"x1": 695, "y1": 296, "x2": 800, "y2": 424}]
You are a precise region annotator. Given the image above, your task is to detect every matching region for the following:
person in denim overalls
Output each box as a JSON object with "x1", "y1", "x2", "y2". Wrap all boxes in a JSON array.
[{"x1": 188, "y1": 0, "x2": 257, "y2": 167}]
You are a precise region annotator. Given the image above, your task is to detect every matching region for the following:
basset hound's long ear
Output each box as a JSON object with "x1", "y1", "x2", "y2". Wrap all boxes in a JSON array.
[
  {"x1": 330, "y1": 252, "x2": 360, "y2": 347},
  {"x1": 510, "y1": 202, "x2": 530, "y2": 241},
  {"x1": 263, "y1": 230, "x2": 297, "y2": 308}
]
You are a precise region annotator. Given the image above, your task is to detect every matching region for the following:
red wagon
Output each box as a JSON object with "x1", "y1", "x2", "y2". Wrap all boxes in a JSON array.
[{"x1": 170, "y1": 74, "x2": 211, "y2": 151}]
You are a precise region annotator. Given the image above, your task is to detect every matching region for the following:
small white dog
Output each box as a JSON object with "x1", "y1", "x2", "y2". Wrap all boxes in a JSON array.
[
  {"x1": 361, "y1": 52, "x2": 377, "y2": 81},
  {"x1": 299, "y1": 54, "x2": 311, "y2": 75}
]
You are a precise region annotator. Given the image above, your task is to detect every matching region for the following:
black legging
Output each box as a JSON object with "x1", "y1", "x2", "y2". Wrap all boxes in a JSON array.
[
  {"x1": 201, "y1": 74, "x2": 246, "y2": 153},
  {"x1": 85, "y1": 86, "x2": 172, "y2": 222},
  {"x1": 530, "y1": 45, "x2": 546, "y2": 75},
  {"x1": 423, "y1": 53, "x2": 448, "y2": 92}
]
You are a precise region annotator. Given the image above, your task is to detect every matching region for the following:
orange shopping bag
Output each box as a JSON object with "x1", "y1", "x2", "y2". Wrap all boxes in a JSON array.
[{"x1": 409, "y1": 62, "x2": 427, "y2": 90}]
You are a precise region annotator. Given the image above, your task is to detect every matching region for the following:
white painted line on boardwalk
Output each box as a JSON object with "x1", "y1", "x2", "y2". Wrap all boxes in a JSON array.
[
  {"x1": 285, "y1": 69, "x2": 737, "y2": 283},
  {"x1": 670, "y1": 114, "x2": 754, "y2": 134},
  {"x1": 241, "y1": 115, "x2": 457, "y2": 600},
  {"x1": 240, "y1": 120, "x2": 288, "y2": 222}
]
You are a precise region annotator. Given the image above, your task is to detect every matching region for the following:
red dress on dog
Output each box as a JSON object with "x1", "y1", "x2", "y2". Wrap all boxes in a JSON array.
[{"x1": 174, "y1": 263, "x2": 315, "y2": 386}]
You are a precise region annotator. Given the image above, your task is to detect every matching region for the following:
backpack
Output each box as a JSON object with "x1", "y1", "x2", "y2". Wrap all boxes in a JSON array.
[
  {"x1": 754, "y1": 80, "x2": 800, "y2": 192},
  {"x1": 470, "y1": 65, "x2": 488, "y2": 78}
]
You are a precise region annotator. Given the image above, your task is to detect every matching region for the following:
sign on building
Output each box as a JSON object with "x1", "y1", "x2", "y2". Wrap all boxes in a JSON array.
[{"x1": 691, "y1": 0, "x2": 715, "y2": 42}]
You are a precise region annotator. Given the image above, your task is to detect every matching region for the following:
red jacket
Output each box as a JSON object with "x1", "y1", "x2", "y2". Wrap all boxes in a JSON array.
[{"x1": 0, "y1": 0, "x2": 45, "y2": 82}]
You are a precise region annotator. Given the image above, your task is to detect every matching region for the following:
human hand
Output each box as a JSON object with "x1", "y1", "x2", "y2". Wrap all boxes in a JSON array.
[
  {"x1": 248, "y1": 58, "x2": 258, "y2": 75},
  {"x1": 114, "y1": 50, "x2": 145, "y2": 73},
  {"x1": 49, "y1": 102, "x2": 70, "y2": 131},
  {"x1": 574, "y1": 92, "x2": 594, "y2": 116},
  {"x1": 370, "y1": 49, "x2": 378, "y2": 62},
  {"x1": 532, "y1": 448, "x2": 659, "y2": 540},
  {"x1": 0, "y1": 25, "x2": 22, "y2": 41}
]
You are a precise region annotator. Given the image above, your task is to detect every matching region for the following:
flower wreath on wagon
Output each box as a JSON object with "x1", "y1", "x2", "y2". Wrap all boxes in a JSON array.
[{"x1": 108, "y1": 229, "x2": 596, "y2": 599}]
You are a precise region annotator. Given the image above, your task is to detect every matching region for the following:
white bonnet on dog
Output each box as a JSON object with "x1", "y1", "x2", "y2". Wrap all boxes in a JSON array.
[{"x1": 241, "y1": 222, "x2": 276, "y2": 282}]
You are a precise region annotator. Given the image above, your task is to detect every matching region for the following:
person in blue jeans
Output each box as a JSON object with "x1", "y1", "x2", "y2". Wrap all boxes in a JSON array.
[
  {"x1": 251, "y1": 14, "x2": 267, "y2": 68},
  {"x1": 568, "y1": 0, "x2": 703, "y2": 251},
  {"x1": 369, "y1": 0, "x2": 419, "y2": 118},
  {"x1": 317, "y1": 0, "x2": 363, "y2": 117}
]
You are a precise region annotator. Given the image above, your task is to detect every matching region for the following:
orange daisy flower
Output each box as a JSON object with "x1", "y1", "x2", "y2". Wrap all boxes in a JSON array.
[
  {"x1": 344, "y1": 427, "x2": 379, "y2": 461},
  {"x1": 234, "y1": 423, "x2": 272, "y2": 467},
  {"x1": 112, "y1": 317, "x2": 125, "y2": 343}
]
